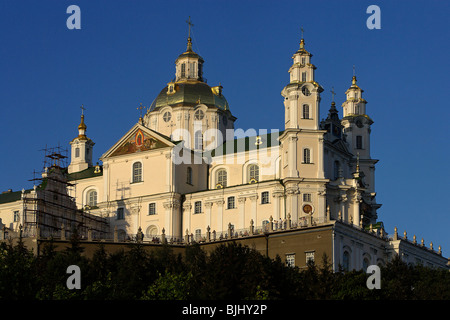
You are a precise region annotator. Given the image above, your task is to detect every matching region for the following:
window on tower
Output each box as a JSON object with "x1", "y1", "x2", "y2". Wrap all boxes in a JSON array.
[
  {"x1": 302, "y1": 104, "x2": 310, "y2": 119},
  {"x1": 356, "y1": 136, "x2": 363, "y2": 149},
  {"x1": 181, "y1": 63, "x2": 186, "y2": 78},
  {"x1": 75, "y1": 147, "x2": 80, "y2": 158},
  {"x1": 303, "y1": 148, "x2": 311, "y2": 164},
  {"x1": 302, "y1": 72, "x2": 306, "y2": 82}
]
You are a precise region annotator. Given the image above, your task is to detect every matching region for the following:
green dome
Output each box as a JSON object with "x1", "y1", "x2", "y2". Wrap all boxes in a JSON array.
[{"x1": 148, "y1": 81, "x2": 230, "y2": 112}]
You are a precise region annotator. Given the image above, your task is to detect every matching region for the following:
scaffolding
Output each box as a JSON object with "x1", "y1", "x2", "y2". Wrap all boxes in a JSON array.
[{"x1": 22, "y1": 146, "x2": 109, "y2": 239}]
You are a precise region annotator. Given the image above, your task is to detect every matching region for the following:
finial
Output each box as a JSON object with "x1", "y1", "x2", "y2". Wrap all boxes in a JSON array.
[
  {"x1": 352, "y1": 65, "x2": 357, "y2": 85},
  {"x1": 186, "y1": 16, "x2": 194, "y2": 52},
  {"x1": 299, "y1": 26, "x2": 305, "y2": 49},
  {"x1": 330, "y1": 86, "x2": 336, "y2": 105},
  {"x1": 137, "y1": 103, "x2": 145, "y2": 123},
  {"x1": 356, "y1": 152, "x2": 360, "y2": 173},
  {"x1": 78, "y1": 105, "x2": 87, "y2": 134}
]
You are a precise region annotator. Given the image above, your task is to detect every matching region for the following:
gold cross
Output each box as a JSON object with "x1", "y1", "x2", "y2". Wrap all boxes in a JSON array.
[
  {"x1": 301, "y1": 27, "x2": 304, "y2": 39},
  {"x1": 80, "y1": 104, "x2": 86, "y2": 115},
  {"x1": 186, "y1": 16, "x2": 194, "y2": 38},
  {"x1": 331, "y1": 87, "x2": 336, "y2": 102},
  {"x1": 137, "y1": 103, "x2": 145, "y2": 118}
]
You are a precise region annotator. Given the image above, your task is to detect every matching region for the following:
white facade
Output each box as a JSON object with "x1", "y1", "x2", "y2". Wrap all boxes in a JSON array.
[{"x1": 0, "y1": 33, "x2": 447, "y2": 269}]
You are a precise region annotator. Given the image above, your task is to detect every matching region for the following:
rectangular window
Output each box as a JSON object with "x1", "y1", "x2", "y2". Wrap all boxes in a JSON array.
[
  {"x1": 301, "y1": 57, "x2": 306, "y2": 65},
  {"x1": 148, "y1": 203, "x2": 156, "y2": 215},
  {"x1": 75, "y1": 147, "x2": 80, "y2": 158},
  {"x1": 302, "y1": 104, "x2": 309, "y2": 119},
  {"x1": 194, "y1": 201, "x2": 202, "y2": 214},
  {"x1": 286, "y1": 254, "x2": 295, "y2": 267},
  {"x1": 117, "y1": 207, "x2": 124, "y2": 220},
  {"x1": 227, "y1": 196, "x2": 235, "y2": 209},
  {"x1": 302, "y1": 72, "x2": 306, "y2": 82},
  {"x1": 189, "y1": 62, "x2": 195, "y2": 78},
  {"x1": 181, "y1": 63, "x2": 186, "y2": 77},
  {"x1": 303, "y1": 148, "x2": 311, "y2": 164},
  {"x1": 303, "y1": 193, "x2": 311, "y2": 202},
  {"x1": 261, "y1": 191, "x2": 269, "y2": 204},
  {"x1": 306, "y1": 251, "x2": 315, "y2": 264},
  {"x1": 13, "y1": 210, "x2": 19, "y2": 222},
  {"x1": 356, "y1": 135, "x2": 363, "y2": 149}
]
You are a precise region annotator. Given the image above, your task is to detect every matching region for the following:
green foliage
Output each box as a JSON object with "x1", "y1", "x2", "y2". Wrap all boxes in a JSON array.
[{"x1": 0, "y1": 238, "x2": 448, "y2": 300}]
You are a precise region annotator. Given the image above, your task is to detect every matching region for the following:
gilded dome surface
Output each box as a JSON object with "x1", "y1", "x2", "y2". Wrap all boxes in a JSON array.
[{"x1": 148, "y1": 81, "x2": 229, "y2": 112}]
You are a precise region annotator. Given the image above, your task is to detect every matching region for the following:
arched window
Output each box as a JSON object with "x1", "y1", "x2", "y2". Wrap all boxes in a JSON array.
[
  {"x1": 181, "y1": 63, "x2": 186, "y2": 77},
  {"x1": 363, "y1": 257, "x2": 370, "y2": 272},
  {"x1": 195, "y1": 131, "x2": 203, "y2": 150},
  {"x1": 87, "y1": 189, "x2": 97, "y2": 207},
  {"x1": 248, "y1": 164, "x2": 259, "y2": 183},
  {"x1": 216, "y1": 169, "x2": 227, "y2": 188},
  {"x1": 303, "y1": 148, "x2": 311, "y2": 164},
  {"x1": 132, "y1": 162, "x2": 142, "y2": 183},
  {"x1": 343, "y1": 251, "x2": 350, "y2": 271},
  {"x1": 75, "y1": 147, "x2": 80, "y2": 158},
  {"x1": 303, "y1": 104, "x2": 309, "y2": 119},
  {"x1": 146, "y1": 225, "x2": 158, "y2": 238},
  {"x1": 186, "y1": 167, "x2": 193, "y2": 185}
]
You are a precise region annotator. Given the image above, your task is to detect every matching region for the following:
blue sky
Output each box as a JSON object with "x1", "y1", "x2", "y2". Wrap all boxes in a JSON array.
[{"x1": 0, "y1": 0, "x2": 449, "y2": 257}]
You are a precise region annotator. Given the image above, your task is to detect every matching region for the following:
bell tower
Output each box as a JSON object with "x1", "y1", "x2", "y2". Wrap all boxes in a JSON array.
[
  {"x1": 341, "y1": 73, "x2": 372, "y2": 160},
  {"x1": 281, "y1": 31, "x2": 323, "y2": 130},
  {"x1": 68, "y1": 106, "x2": 95, "y2": 174}
]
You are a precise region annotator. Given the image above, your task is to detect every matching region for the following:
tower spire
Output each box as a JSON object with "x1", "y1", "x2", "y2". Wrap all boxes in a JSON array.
[
  {"x1": 186, "y1": 16, "x2": 194, "y2": 52},
  {"x1": 78, "y1": 105, "x2": 87, "y2": 137}
]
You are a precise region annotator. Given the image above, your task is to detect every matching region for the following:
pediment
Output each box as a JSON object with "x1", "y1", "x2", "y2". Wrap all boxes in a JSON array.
[
  {"x1": 101, "y1": 123, "x2": 174, "y2": 159},
  {"x1": 330, "y1": 139, "x2": 351, "y2": 155}
]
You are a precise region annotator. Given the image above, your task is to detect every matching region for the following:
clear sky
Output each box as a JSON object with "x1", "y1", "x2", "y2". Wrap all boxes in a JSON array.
[{"x1": 0, "y1": 0, "x2": 449, "y2": 257}]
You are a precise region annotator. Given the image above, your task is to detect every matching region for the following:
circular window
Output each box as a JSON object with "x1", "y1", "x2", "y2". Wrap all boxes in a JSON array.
[
  {"x1": 302, "y1": 86, "x2": 311, "y2": 96},
  {"x1": 163, "y1": 112, "x2": 171, "y2": 122},
  {"x1": 194, "y1": 109, "x2": 204, "y2": 120},
  {"x1": 303, "y1": 204, "x2": 313, "y2": 214}
]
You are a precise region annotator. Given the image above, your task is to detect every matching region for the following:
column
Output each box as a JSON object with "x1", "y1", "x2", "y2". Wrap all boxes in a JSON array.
[
  {"x1": 238, "y1": 197, "x2": 246, "y2": 229},
  {"x1": 288, "y1": 135, "x2": 297, "y2": 177},
  {"x1": 353, "y1": 192, "x2": 361, "y2": 228},
  {"x1": 215, "y1": 200, "x2": 224, "y2": 233},
  {"x1": 205, "y1": 202, "x2": 213, "y2": 231},
  {"x1": 272, "y1": 189, "x2": 284, "y2": 221},
  {"x1": 249, "y1": 195, "x2": 258, "y2": 227},
  {"x1": 286, "y1": 186, "x2": 299, "y2": 222},
  {"x1": 183, "y1": 202, "x2": 192, "y2": 237},
  {"x1": 317, "y1": 189, "x2": 326, "y2": 223},
  {"x1": 165, "y1": 153, "x2": 172, "y2": 192},
  {"x1": 317, "y1": 137, "x2": 325, "y2": 178}
]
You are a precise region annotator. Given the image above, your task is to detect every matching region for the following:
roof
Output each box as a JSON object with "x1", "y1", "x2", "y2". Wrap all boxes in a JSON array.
[
  {"x1": 210, "y1": 131, "x2": 283, "y2": 157},
  {"x1": 67, "y1": 166, "x2": 103, "y2": 181},
  {"x1": 0, "y1": 190, "x2": 24, "y2": 205},
  {"x1": 148, "y1": 81, "x2": 230, "y2": 112}
]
